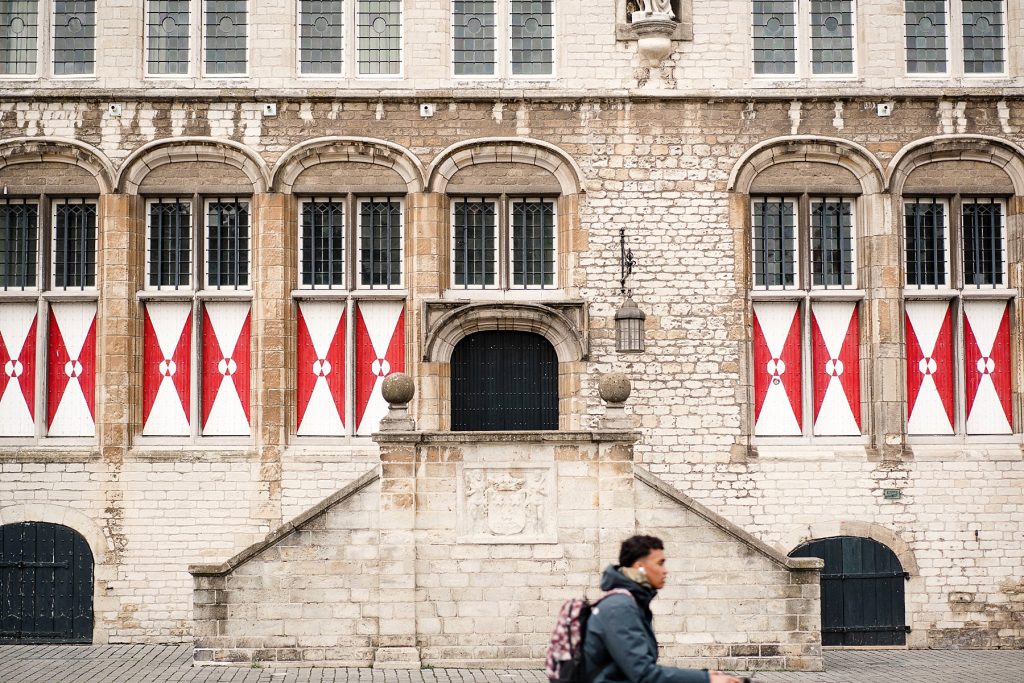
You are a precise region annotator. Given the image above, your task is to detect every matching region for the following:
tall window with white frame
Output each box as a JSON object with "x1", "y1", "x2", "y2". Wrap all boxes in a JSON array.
[
  {"x1": 0, "y1": 195, "x2": 99, "y2": 440},
  {"x1": 299, "y1": 0, "x2": 344, "y2": 75},
  {"x1": 905, "y1": 0, "x2": 949, "y2": 74},
  {"x1": 453, "y1": 0, "x2": 554, "y2": 77},
  {"x1": 750, "y1": 194, "x2": 862, "y2": 438},
  {"x1": 810, "y1": 0, "x2": 854, "y2": 75},
  {"x1": 753, "y1": 0, "x2": 796, "y2": 75},
  {"x1": 753, "y1": 0, "x2": 856, "y2": 76},
  {"x1": 903, "y1": 194, "x2": 1013, "y2": 437},
  {"x1": 146, "y1": 0, "x2": 191, "y2": 76},
  {"x1": 448, "y1": 195, "x2": 557, "y2": 291},
  {"x1": 293, "y1": 193, "x2": 407, "y2": 439},
  {"x1": 52, "y1": 0, "x2": 96, "y2": 76},
  {"x1": 141, "y1": 196, "x2": 253, "y2": 439},
  {"x1": 0, "y1": 1, "x2": 40, "y2": 76},
  {"x1": 453, "y1": 0, "x2": 497, "y2": 76},
  {"x1": 961, "y1": 0, "x2": 1004, "y2": 74},
  {"x1": 204, "y1": 0, "x2": 248, "y2": 76},
  {"x1": 357, "y1": 0, "x2": 401, "y2": 75},
  {"x1": 510, "y1": 0, "x2": 554, "y2": 75},
  {"x1": 905, "y1": 0, "x2": 1005, "y2": 75}
]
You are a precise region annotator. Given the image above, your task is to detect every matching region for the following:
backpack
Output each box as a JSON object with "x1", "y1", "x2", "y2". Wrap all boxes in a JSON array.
[{"x1": 544, "y1": 588, "x2": 634, "y2": 683}]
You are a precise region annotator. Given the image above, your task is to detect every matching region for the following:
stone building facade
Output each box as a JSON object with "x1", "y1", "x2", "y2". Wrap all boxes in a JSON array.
[{"x1": 0, "y1": 0, "x2": 1022, "y2": 668}]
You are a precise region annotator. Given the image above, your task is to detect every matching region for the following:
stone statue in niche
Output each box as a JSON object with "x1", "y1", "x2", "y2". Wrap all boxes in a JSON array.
[
  {"x1": 632, "y1": 0, "x2": 675, "y2": 21},
  {"x1": 460, "y1": 466, "x2": 556, "y2": 543}
]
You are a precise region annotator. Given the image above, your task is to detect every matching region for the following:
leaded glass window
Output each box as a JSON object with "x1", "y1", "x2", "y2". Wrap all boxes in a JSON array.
[
  {"x1": 0, "y1": 200, "x2": 39, "y2": 290},
  {"x1": 810, "y1": 199, "x2": 854, "y2": 288},
  {"x1": 511, "y1": 0, "x2": 553, "y2": 76},
  {"x1": 300, "y1": 199, "x2": 345, "y2": 288},
  {"x1": 0, "y1": 2, "x2": 39, "y2": 76},
  {"x1": 359, "y1": 198, "x2": 402, "y2": 288},
  {"x1": 147, "y1": 0, "x2": 190, "y2": 75},
  {"x1": 905, "y1": 199, "x2": 948, "y2": 287},
  {"x1": 300, "y1": 0, "x2": 343, "y2": 75},
  {"x1": 453, "y1": 199, "x2": 497, "y2": 287},
  {"x1": 205, "y1": 0, "x2": 247, "y2": 75},
  {"x1": 206, "y1": 199, "x2": 250, "y2": 289},
  {"x1": 52, "y1": 1, "x2": 96, "y2": 75},
  {"x1": 511, "y1": 199, "x2": 555, "y2": 288},
  {"x1": 53, "y1": 200, "x2": 97, "y2": 289},
  {"x1": 962, "y1": 199, "x2": 1004, "y2": 287},
  {"x1": 357, "y1": 0, "x2": 401, "y2": 75},
  {"x1": 148, "y1": 200, "x2": 192, "y2": 290},
  {"x1": 810, "y1": 0, "x2": 853, "y2": 75},
  {"x1": 905, "y1": 0, "x2": 947, "y2": 74},
  {"x1": 753, "y1": 0, "x2": 796, "y2": 75},
  {"x1": 752, "y1": 198, "x2": 797, "y2": 289},
  {"x1": 454, "y1": 0, "x2": 496, "y2": 76},
  {"x1": 962, "y1": 0, "x2": 1004, "y2": 74}
]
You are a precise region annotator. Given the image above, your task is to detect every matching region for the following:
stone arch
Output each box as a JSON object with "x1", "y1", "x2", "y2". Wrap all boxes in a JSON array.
[
  {"x1": 427, "y1": 137, "x2": 584, "y2": 196},
  {"x1": 423, "y1": 303, "x2": 586, "y2": 364},
  {"x1": 116, "y1": 137, "x2": 270, "y2": 194},
  {"x1": 783, "y1": 520, "x2": 919, "y2": 575},
  {"x1": 271, "y1": 136, "x2": 425, "y2": 193},
  {"x1": 728, "y1": 135, "x2": 885, "y2": 195},
  {"x1": 0, "y1": 503, "x2": 114, "y2": 565},
  {"x1": 0, "y1": 137, "x2": 115, "y2": 194},
  {"x1": 887, "y1": 134, "x2": 1024, "y2": 196}
]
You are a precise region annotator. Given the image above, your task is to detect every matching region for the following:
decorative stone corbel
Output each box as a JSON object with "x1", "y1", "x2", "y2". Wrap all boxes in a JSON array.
[{"x1": 631, "y1": 1, "x2": 677, "y2": 68}]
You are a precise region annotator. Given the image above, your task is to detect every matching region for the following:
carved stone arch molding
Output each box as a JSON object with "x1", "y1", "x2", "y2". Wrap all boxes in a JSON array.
[
  {"x1": 116, "y1": 136, "x2": 270, "y2": 194},
  {"x1": 423, "y1": 302, "x2": 587, "y2": 364},
  {"x1": 886, "y1": 134, "x2": 1024, "y2": 196},
  {"x1": 728, "y1": 135, "x2": 885, "y2": 195},
  {"x1": 0, "y1": 503, "x2": 115, "y2": 565},
  {"x1": 271, "y1": 136, "x2": 426, "y2": 193},
  {"x1": 784, "y1": 519, "x2": 920, "y2": 575},
  {"x1": 0, "y1": 137, "x2": 115, "y2": 194},
  {"x1": 427, "y1": 137, "x2": 585, "y2": 196}
]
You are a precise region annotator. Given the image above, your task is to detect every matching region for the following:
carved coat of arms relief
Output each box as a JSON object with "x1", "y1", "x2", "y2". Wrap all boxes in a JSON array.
[{"x1": 458, "y1": 466, "x2": 556, "y2": 544}]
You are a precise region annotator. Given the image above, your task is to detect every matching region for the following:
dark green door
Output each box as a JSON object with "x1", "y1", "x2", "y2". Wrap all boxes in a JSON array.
[
  {"x1": 451, "y1": 330, "x2": 558, "y2": 431},
  {"x1": 791, "y1": 536, "x2": 907, "y2": 646},
  {"x1": 0, "y1": 522, "x2": 93, "y2": 643}
]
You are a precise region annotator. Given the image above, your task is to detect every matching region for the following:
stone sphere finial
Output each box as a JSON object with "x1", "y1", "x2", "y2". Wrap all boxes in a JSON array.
[
  {"x1": 381, "y1": 372, "x2": 415, "y2": 406},
  {"x1": 599, "y1": 372, "x2": 632, "y2": 405}
]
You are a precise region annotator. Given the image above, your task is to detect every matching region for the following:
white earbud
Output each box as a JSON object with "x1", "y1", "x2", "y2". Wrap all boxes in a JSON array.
[{"x1": 637, "y1": 567, "x2": 646, "y2": 575}]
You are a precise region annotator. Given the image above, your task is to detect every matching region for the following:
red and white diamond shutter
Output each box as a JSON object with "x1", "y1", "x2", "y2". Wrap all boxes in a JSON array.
[
  {"x1": 47, "y1": 302, "x2": 97, "y2": 437},
  {"x1": 753, "y1": 301, "x2": 802, "y2": 436},
  {"x1": 296, "y1": 300, "x2": 346, "y2": 436},
  {"x1": 811, "y1": 301, "x2": 860, "y2": 436},
  {"x1": 905, "y1": 300, "x2": 954, "y2": 435},
  {"x1": 201, "y1": 302, "x2": 251, "y2": 436},
  {"x1": 0, "y1": 303, "x2": 37, "y2": 437},
  {"x1": 964, "y1": 300, "x2": 1012, "y2": 435},
  {"x1": 143, "y1": 302, "x2": 192, "y2": 436},
  {"x1": 355, "y1": 301, "x2": 404, "y2": 436}
]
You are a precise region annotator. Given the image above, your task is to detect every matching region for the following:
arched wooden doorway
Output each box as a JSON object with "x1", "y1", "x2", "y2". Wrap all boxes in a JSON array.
[
  {"x1": 451, "y1": 330, "x2": 558, "y2": 431},
  {"x1": 790, "y1": 536, "x2": 908, "y2": 646},
  {"x1": 0, "y1": 522, "x2": 94, "y2": 643}
]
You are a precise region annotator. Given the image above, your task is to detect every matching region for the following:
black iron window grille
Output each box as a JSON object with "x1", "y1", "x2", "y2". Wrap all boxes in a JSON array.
[
  {"x1": 962, "y1": 0, "x2": 1004, "y2": 74},
  {"x1": 510, "y1": 0, "x2": 554, "y2": 75},
  {"x1": 453, "y1": 198, "x2": 497, "y2": 288},
  {"x1": 904, "y1": 199, "x2": 948, "y2": 287},
  {"x1": 511, "y1": 198, "x2": 556, "y2": 288},
  {"x1": 454, "y1": 0, "x2": 496, "y2": 76},
  {"x1": 206, "y1": 198, "x2": 250, "y2": 289},
  {"x1": 962, "y1": 198, "x2": 1004, "y2": 287},
  {"x1": 0, "y1": 199, "x2": 39, "y2": 290},
  {"x1": 53, "y1": 0, "x2": 96, "y2": 76},
  {"x1": 357, "y1": 0, "x2": 401, "y2": 75},
  {"x1": 753, "y1": 0, "x2": 796, "y2": 75},
  {"x1": 300, "y1": 0, "x2": 343, "y2": 75},
  {"x1": 811, "y1": 198, "x2": 854, "y2": 288},
  {"x1": 0, "y1": 1, "x2": 39, "y2": 75},
  {"x1": 300, "y1": 198, "x2": 345, "y2": 289},
  {"x1": 147, "y1": 0, "x2": 190, "y2": 75},
  {"x1": 905, "y1": 0, "x2": 948, "y2": 74},
  {"x1": 752, "y1": 197, "x2": 797, "y2": 289},
  {"x1": 810, "y1": 0, "x2": 854, "y2": 75},
  {"x1": 147, "y1": 199, "x2": 192, "y2": 290},
  {"x1": 205, "y1": 0, "x2": 247, "y2": 75},
  {"x1": 359, "y1": 197, "x2": 402, "y2": 288},
  {"x1": 53, "y1": 199, "x2": 97, "y2": 289}
]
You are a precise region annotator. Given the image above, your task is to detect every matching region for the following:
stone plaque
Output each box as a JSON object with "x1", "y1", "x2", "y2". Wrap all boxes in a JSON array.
[{"x1": 457, "y1": 465, "x2": 557, "y2": 544}]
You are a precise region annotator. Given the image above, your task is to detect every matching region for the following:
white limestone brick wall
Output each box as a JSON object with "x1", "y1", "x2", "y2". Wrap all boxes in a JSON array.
[{"x1": 280, "y1": 447, "x2": 380, "y2": 518}]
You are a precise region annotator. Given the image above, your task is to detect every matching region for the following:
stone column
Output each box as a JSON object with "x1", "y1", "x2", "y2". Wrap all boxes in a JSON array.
[
  {"x1": 408, "y1": 191, "x2": 444, "y2": 430},
  {"x1": 870, "y1": 191, "x2": 905, "y2": 459}
]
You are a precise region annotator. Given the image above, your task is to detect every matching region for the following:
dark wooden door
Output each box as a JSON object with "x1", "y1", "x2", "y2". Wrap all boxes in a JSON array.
[
  {"x1": 451, "y1": 331, "x2": 558, "y2": 431},
  {"x1": 791, "y1": 536, "x2": 907, "y2": 646},
  {"x1": 0, "y1": 522, "x2": 93, "y2": 643}
]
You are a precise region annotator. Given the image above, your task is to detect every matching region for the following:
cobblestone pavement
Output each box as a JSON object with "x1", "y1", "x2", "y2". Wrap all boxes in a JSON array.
[{"x1": 1, "y1": 645, "x2": 1022, "y2": 683}]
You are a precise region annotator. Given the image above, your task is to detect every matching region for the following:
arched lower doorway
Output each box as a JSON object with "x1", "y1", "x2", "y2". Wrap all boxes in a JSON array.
[
  {"x1": 790, "y1": 536, "x2": 908, "y2": 646},
  {"x1": 451, "y1": 330, "x2": 558, "y2": 431},
  {"x1": 0, "y1": 522, "x2": 94, "y2": 643}
]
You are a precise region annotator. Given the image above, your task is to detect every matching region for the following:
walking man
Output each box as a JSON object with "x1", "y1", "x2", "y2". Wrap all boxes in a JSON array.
[{"x1": 583, "y1": 535, "x2": 745, "y2": 683}]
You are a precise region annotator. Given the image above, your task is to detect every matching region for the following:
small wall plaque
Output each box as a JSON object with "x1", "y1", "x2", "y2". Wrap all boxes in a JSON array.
[{"x1": 883, "y1": 489, "x2": 902, "y2": 500}]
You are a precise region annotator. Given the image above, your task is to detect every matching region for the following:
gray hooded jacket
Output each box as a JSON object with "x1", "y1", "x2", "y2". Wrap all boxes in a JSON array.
[{"x1": 583, "y1": 565, "x2": 710, "y2": 683}]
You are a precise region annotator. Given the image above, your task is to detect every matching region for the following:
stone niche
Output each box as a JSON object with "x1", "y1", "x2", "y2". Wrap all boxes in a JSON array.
[{"x1": 190, "y1": 431, "x2": 822, "y2": 671}]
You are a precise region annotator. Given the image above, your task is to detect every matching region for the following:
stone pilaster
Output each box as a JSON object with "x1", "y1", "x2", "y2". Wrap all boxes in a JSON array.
[
  {"x1": 872, "y1": 191, "x2": 905, "y2": 459},
  {"x1": 408, "y1": 191, "x2": 444, "y2": 430}
]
